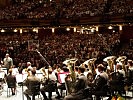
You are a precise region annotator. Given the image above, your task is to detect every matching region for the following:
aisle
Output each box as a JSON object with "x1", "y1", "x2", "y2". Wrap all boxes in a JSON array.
[{"x1": 1, "y1": 84, "x2": 25, "y2": 100}]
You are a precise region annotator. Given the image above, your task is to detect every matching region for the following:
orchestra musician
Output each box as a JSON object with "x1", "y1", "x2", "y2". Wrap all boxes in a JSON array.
[
  {"x1": 22, "y1": 62, "x2": 33, "y2": 76},
  {"x1": 64, "y1": 67, "x2": 88, "y2": 100},
  {"x1": 10, "y1": 65, "x2": 19, "y2": 76},
  {"x1": 57, "y1": 66, "x2": 70, "y2": 97},
  {"x1": 6, "y1": 69, "x2": 17, "y2": 95},
  {"x1": 26, "y1": 62, "x2": 33, "y2": 71},
  {"x1": 0, "y1": 65, "x2": 6, "y2": 92},
  {"x1": 126, "y1": 60, "x2": 133, "y2": 86},
  {"x1": 23, "y1": 68, "x2": 40, "y2": 100},
  {"x1": 3, "y1": 53, "x2": 13, "y2": 73},
  {"x1": 40, "y1": 67, "x2": 61, "y2": 100},
  {"x1": 89, "y1": 64, "x2": 109, "y2": 100}
]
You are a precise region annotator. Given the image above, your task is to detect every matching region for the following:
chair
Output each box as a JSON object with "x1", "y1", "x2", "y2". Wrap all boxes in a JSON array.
[
  {"x1": 91, "y1": 84, "x2": 111, "y2": 100},
  {"x1": 57, "y1": 83, "x2": 66, "y2": 97},
  {"x1": 29, "y1": 81, "x2": 41, "y2": 100},
  {"x1": 44, "y1": 80, "x2": 61, "y2": 99},
  {"x1": 7, "y1": 82, "x2": 17, "y2": 97},
  {"x1": 82, "y1": 87, "x2": 93, "y2": 100}
]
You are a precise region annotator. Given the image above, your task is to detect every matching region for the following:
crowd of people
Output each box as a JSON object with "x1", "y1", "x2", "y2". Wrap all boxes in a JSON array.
[
  {"x1": 0, "y1": 0, "x2": 132, "y2": 100},
  {"x1": 0, "y1": 0, "x2": 133, "y2": 20},
  {"x1": 0, "y1": 52, "x2": 133, "y2": 100},
  {"x1": 109, "y1": 0, "x2": 133, "y2": 15},
  {"x1": 0, "y1": 31, "x2": 130, "y2": 70}
]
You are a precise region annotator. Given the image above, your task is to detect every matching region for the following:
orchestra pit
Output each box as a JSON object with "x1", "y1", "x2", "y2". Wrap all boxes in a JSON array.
[{"x1": 0, "y1": 0, "x2": 133, "y2": 100}]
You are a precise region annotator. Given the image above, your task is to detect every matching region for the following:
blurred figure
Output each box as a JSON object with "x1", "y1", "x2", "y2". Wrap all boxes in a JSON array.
[
  {"x1": 90, "y1": 64, "x2": 109, "y2": 100},
  {"x1": 10, "y1": 65, "x2": 19, "y2": 76},
  {"x1": 0, "y1": 65, "x2": 6, "y2": 93},
  {"x1": 26, "y1": 62, "x2": 33, "y2": 71},
  {"x1": 116, "y1": 64, "x2": 125, "y2": 77},
  {"x1": 22, "y1": 62, "x2": 33, "y2": 76},
  {"x1": 23, "y1": 68, "x2": 40, "y2": 100},
  {"x1": 40, "y1": 67, "x2": 61, "y2": 100},
  {"x1": 109, "y1": 64, "x2": 125, "y2": 98},
  {"x1": 6, "y1": 69, "x2": 16, "y2": 95},
  {"x1": 126, "y1": 60, "x2": 133, "y2": 86},
  {"x1": 17, "y1": 63, "x2": 23, "y2": 74},
  {"x1": 87, "y1": 72, "x2": 94, "y2": 86},
  {"x1": 3, "y1": 53, "x2": 13, "y2": 73},
  {"x1": 64, "y1": 67, "x2": 88, "y2": 100}
]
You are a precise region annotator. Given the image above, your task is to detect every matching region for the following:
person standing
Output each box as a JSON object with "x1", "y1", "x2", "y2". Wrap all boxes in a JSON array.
[{"x1": 3, "y1": 53, "x2": 13, "y2": 74}]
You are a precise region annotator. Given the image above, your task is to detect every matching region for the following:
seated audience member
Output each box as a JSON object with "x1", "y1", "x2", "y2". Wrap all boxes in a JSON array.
[
  {"x1": 23, "y1": 68, "x2": 40, "y2": 100},
  {"x1": 40, "y1": 67, "x2": 61, "y2": 100},
  {"x1": 64, "y1": 67, "x2": 88, "y2": 100},
  {"x1": 6, "y1": 69, "x2": 17, "y2": 95}
]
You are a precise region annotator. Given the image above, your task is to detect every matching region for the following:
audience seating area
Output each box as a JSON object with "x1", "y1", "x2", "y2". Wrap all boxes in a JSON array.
[
  {"x1": 0, "y1": 31, "x2": 132, "y2": 69},
  {"x1": 0, "y1": 0, "x2": 133, "y2": 20}
]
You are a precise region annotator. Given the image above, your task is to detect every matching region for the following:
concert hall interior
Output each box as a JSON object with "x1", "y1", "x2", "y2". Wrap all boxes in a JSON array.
[{"x1": 0, "y1": 0, "x2": 133, "y2": 100}]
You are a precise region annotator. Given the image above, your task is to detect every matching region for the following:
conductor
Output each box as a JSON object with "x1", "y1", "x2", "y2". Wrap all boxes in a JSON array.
[{"x1": 3, "y1": 53, "x2": 13, "y2": 73}]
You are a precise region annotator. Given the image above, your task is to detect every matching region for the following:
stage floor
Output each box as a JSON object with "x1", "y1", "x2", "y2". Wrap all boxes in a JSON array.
[
  {"x1": 0, "y1": 83, "x2": 64, "y2": 100},
  {"x1": 0, "y1": 83, "x2": 133, "y2": 100}
]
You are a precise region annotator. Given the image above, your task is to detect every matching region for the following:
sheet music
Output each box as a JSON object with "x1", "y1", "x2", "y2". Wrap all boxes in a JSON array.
[
  {"x1": 0, "y1": 72, "x2": 5, "y2": 78},
  {"x1": 58, "y1": 72, "x2": 69, "y2": 83},
  {"x1": 36, "y1": 70, "x2": 43, "y2": 80},
  {"x1": 1, "y1": 68, "x2": 7, "y2": 75},
  {"x1": 16, "y1": 74, "x2": 28, "y2": 83},
  {"x1": 16, "y1": 74, "x2": 23, "y2": 83}
]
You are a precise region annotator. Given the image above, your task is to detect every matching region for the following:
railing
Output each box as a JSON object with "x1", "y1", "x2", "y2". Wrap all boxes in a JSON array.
[{"x1": 0, "y1": 14, "x2": 133, "y2": 27}]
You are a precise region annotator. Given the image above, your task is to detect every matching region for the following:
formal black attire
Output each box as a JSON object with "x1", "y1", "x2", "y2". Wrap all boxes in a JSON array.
[
  {"x1": 64, "y1": 73, "x2": 88, "y2": 100},
  {"x1": 23, "y1": 74, "x2": 40, "y2": 100},
  {"x1": 6, "y1": 72, "x2": 16, "y2": 95}
]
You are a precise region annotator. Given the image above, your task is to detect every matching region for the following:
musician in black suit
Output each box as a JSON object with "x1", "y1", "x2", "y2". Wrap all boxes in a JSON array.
[
  {"x1": 40, "y1": 67, "x2": 61, "y2": 100},
  {"x1": 90, "y1": 64, "x2": 109, "y2": 100},
  {"x1": 6, "y1": 69, "x2": 16, "y2": 95},
  {"x1": 64, "y1": 67, "x2": 88, "y2": 100},
  {"x1": 126, "y1": 60, "x2": 133, "y2": 85}
]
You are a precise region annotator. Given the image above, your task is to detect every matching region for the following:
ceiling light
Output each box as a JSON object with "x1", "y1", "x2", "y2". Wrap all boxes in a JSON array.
[
  {"x1": 14, "y1": 29, "x2": 18, "y2": 32},
  {"x1": 1, "y1": 29, "x2": 5, "y2": 32},
  {"x1": 108, "y1": 26, "x2": 113, "y2": 29}
]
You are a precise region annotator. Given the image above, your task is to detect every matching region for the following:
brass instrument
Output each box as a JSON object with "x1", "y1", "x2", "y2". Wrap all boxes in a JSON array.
[
  {"x1": 116, "y1": 56, "x2": 127, "y2": 73},
  {"x1": 24, "y1": 68, "x2": 31, "y2": 77},
  {"x1": 83, "y1": 58, "x2": 97, "y2": 76},
  {"x1": 63, "y1": 58, "x2": 78, "y2": 94},
  {"x1": 103, "y1": 56, "x2": 116, "y2": 73}
]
